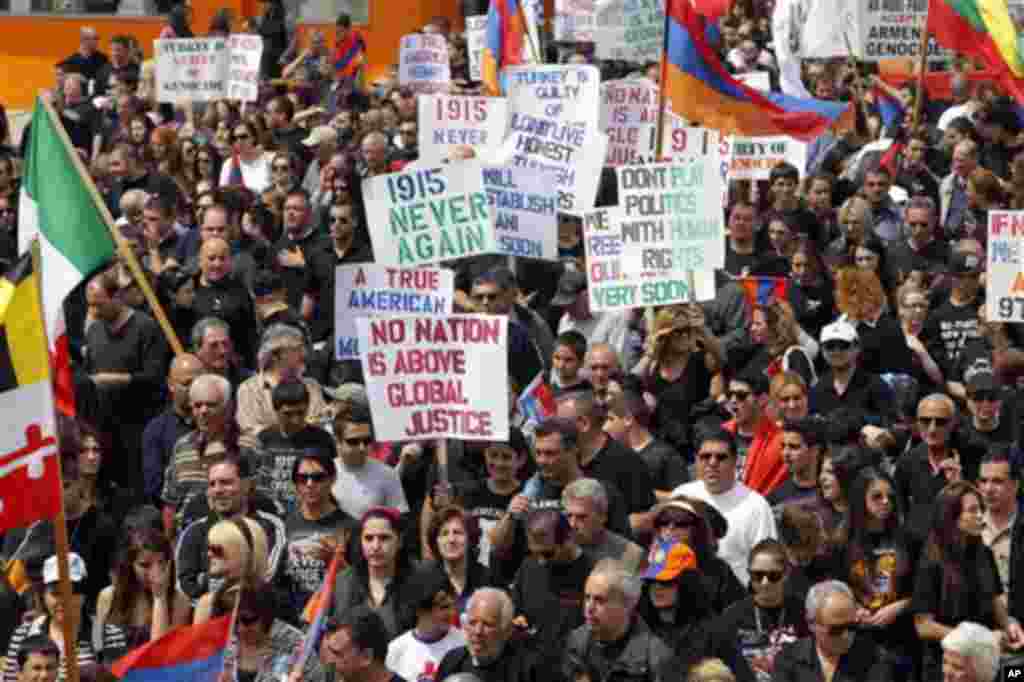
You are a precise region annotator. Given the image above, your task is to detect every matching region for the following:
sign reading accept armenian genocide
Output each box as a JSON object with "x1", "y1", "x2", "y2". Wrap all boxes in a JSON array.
[
  {"x1": 357, "y1": 315, "x2": 509, "y2": 442},
  {"x1": 334, "y1": 265, "x2": 454, "y2": 360},
  {"x1": 364, "y1": 162, "x2": 496, "y2": 267},
  {"x1": 155, "y1": 35, "x2": 263, "y2": 102},
  {"x1": 500, "y1": 64, "x2": 607, "y2": 212},
  {"x1": 724, "y1": 135, "x2": 808, "y2": 182}
]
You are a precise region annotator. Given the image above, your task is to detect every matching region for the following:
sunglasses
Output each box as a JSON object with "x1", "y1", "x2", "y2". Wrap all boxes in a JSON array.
[
  {"x1": 698, "y1": 452, "x2": 732, "y2": 463},
  {"x1": 970, "y1": 391, "x2": 999, "y2": 402},
  {"x1": 727, "y1": 390, "x2": 751, "y2": 401},
  {"x1": 345, "y1": 437, "x2": 373, "y2": 448},
  {"x1": 823, "y1": 341, "x2": 853, "y2": 353},
  {"x1": 232, "y1": 133, "x2": 251, "y2": 141},
  {"x1": 656, "y1": 513, "x2": 697, "y2": 529},
  {"x1": 295, "y1": 472, "x2": 329, "y2": 485},
  {"x1": 749, "y1": 569, "x2": 785, "y2": 584},
  {"x1": 918, "y1": 416, "x2": 951, "y2": 428},
  {"x1": 207, "y1": 543, "x2": 226, "y2": 559}
]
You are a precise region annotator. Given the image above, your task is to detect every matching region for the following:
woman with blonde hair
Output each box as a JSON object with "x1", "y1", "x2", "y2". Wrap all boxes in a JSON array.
[
  {"x1": 194, "y1": 517, "x2": 270, "y2": 623},
  {"x1": 686, "y1": 658, "x2": 736, "y2": 682},
  {"x1": 834, "y1": 268, "x2": 914, "y2": 376},
  {"x1": 827, "y1": 196, "x2": 871, "y2": 258},
  {"x1": 633, "y1": 306, "x2": 723, "y2": 452}
]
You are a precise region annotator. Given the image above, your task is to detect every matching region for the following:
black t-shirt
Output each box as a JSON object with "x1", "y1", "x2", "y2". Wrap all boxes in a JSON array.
[
  {"x1": 712, "y1": 596, "x2": 806, "y2": 682},
  {"x1": 647, "y1": 352, "x2": 713, "y2": 452},
  {"x1": 453, "y1": 479, "x2": 520, "y2": 567},
  {"x1": 720, "y1": 242, "x2": 759, "y2": 284},
  {"x1": 60, "y1": 101, "x2": 100, "y2": 154},
  {"x1": 636, "y1": 438, "x2": 689, "y2": 493},
  {"x1": 580, "y1": 437, "x2": 656, "y2": 514},
  {"x1": 252, "y1": 425, "x2": 336, "y2": 515},
  {"x1": 884, "y1": 239, "x2": 949, "y2": 286},
  {"x1": 766, "y1": 479, "x2": 818, "y2": 508},
  {"x1": 283, "y1": 507, "x2": 355, "y2": 614},
  {"x1": 924, "y1": 298, "x2": 982, "y2": 374}
]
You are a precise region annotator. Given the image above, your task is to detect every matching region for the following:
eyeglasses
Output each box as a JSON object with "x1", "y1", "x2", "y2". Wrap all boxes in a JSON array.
[
  {"x1": 823, "y1": 341, "x2": 853, "y2": 353},
  {"x1": 823, "y1": 622, "x2": 858, "y2": 637},
  {"x1": 970, "y1": 391, "x2": 999, "y2": 402},
  {"x1": 749, "y1": 570, "x2": 785, "y2": 584},
  {"x1": 906, "y1": 221, "x2": 930, "y2": 228},
  {"x1": 656, "y1": 514, "x2": 697, "y2": 529},
  {"x1": 698, "y1": 451, "x2": 732, "y2": 463},
  {"x1": 344, "y1": 437, "x2": 373, "y2": 448},
  {"x1": 207, "y1": 543, "x2": 226, "y2": 559},
  {"x1": 473, "y1": 293, "x2": 500, "y2": 302},
  {"x1": 918, "y1": 416, "x2": 951, "y2": 428},
  {"x1": 295, "y1": 472, "x2": 330, "y2": 485},
  {"x1": 727, "y1": 390, "x2": 751, "y2": 401}
]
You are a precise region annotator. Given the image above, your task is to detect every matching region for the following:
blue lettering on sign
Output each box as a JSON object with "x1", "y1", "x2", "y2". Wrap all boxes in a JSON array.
[
  {"x1": 337, "y1": 335, "x2": 359, "y2": 360},
  {"x1": 499, "y1": 236, "x2": 543, "y2": 258}
]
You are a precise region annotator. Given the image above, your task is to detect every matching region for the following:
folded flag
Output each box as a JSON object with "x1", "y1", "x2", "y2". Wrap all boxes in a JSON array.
[
  {"x1": 516, "y1": 371, "x2": 556, "y2": 425},
  {"x1": 112, "y1": 616, "x2": 232, "y2": 682},
  {"x1": 663, "y1": 0, "x2": 852, "y2": 140},
  {"x1": 739, "y1": 277, "x2": 790, "y2": 309},
  {"x1": 482, "y1": 0, "x2": 527, "y2": 96},
  {"x1": 928, "y1": 0, "x2": 1024, "y2": 104}
]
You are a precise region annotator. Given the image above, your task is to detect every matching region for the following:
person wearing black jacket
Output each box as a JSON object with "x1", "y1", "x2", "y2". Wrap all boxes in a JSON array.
[{"x1": 188, "y1": 238, "x2": 257, "y2": 368}]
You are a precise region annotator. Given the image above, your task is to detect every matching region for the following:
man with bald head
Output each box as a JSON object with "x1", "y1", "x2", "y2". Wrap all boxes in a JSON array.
[
  {"x1": 360, "y1": 131, "x2": 392, "y2": 177},
  {"x1": 82, "y1": 272, "x2": 171, "y2": 491},
  {"x1": 142, "y1": 353, "x2": 204, "y2": 504},
  {"x1": 940, "y1": 138, "x2": 980, "y2": 238},
  {"x1": 896, "y1": 394, "x2": 964, "y2": 542},
  {"x1": 191, "y1": 237, "x2": 256, "y2": 368},
  {"x1": 584, "y1": 343, "x2": 621, "y2": 408}
]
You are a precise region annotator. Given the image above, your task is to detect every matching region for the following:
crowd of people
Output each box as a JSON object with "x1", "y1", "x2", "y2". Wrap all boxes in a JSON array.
[{"x1": 2, "y1": 1, "x2": 1024, "y2": 682}]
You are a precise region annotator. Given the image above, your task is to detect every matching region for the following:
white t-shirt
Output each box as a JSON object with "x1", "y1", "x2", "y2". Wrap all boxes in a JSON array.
[
  {"x1": 937, "y1": 103, "x2": 972, "y2": 131},
  {"x1": 333, "y1": 457, "x2": 410, "y2": 520},
  {"x1": 219, "y1": 153, "x2": 271, "y2": 193},
  {"x1": 671, "y1": 480, "x2": 777, "y2": 586},
  {"x1": 386, "y1": 628, "x2": 466, "y2": 682}
]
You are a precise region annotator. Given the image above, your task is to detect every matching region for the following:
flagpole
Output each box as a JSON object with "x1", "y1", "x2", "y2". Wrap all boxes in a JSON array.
[
  {"x1": 516, "y1": 0, "x2": 541, "y2": 64},
  {"x1": 30, "y1": 240, "x2": 80, "y2": 682},
  {"x1": 654, "y1": 0, "x2": 672, "y2": 160},
  {"x1": 36, "y1": 95, "x2": 186, "y2": 356},
  {"x1": 912, "y1": 1, "x2": 931, "y2": 128}
]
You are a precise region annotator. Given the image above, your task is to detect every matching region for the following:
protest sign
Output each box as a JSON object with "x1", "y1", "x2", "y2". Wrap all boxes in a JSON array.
[
  {"x1": 617, "y1": 160, "x2": 725, "y2": 270},
  {"x1": 501, "y1": 64, "x2": 606, "y2": 211},
  {"x1": 335, "y1": 265, "x2": 454, "y2": 360},
  {"x1": 987, "y1": 211, "x2": 1024, "y2": 322},
  {"x1": 483, "y1": 165, "x2": 560, "y2": 260},
  {"x1": 600, "y1": 79, "x2": 660, "y2": 167},
  {"x1": 357, "y1": 315, "x2": 509, "y2": 442},
  {"x1": 154, "y1": 36, "x2": 264, "y2": 103},
  {"x1": 399, "y1": 33, "x2": 450, "y2": 94},
  {"x1": 555, "y1": 0, "x2": 664, "y2": 63},
  {"x1": 466, "y1": 15, "x2": 487, "y2": 82},
  {"x1": 857, "y1": 0, "x2": 951, "y2": 60},
  {"x1": 723, "y1": 135, "x2": 808, "y2": 181},
  {"x1": 364, "y1": 162, "x2": 496, "y2": 267},
  {"x1": 418, "y1": 94, "x2": 509, "y2": 165},
  {"x1": 583, "y1": 205, "x2": 717, "y2": 311}
]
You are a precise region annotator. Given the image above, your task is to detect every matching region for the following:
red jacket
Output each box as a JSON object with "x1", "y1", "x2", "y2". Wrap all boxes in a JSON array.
[{"x1": 725, "y1": 415, "x2": 786, "y2": 497}]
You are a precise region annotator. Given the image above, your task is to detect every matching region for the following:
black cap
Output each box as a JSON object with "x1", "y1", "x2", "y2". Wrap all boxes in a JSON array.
[
  {"x1": 550, "y1": 270, "x2": 587, "y2": 306},
  {"x1": 948, "y1": 251, "x2": 983, "y2": 275}
]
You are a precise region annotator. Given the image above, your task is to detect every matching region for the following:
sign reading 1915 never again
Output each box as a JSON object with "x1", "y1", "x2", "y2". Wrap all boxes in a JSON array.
[{"x1": 364, "y1": 162, "x2": 497, "y2": 267}]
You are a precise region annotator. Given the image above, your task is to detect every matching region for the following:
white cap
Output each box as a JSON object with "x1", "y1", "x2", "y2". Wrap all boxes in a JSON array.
[
  {"x1": 820, "y1": 320, "x2": 859, "y2": 345},
  {"x1": 43, "y1": 553, "x2": 87, "y2": 585}
]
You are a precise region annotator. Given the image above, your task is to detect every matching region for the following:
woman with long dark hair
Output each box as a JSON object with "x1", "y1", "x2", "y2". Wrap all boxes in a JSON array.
[
  {"x1": 835, "y1": 467, "x2": 918, "y2": 677},
  {"x1": 425, "y1": 505, "x2": 495, "y2": 612},
  {"x1": 911, "y1": 481, "x2": 1024, "y2": 678},
  {"x1": 331, "y1": 507, "x2": 419, "y2": 639}
]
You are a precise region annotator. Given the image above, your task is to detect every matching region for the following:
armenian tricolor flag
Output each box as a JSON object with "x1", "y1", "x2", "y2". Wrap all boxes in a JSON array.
[
  {"x1": 517, "y1": 372, "x2": 556, "y2": 426},
  {"x1": 333, "y1": 30, "x2": 367, "y2": 81},
  {"x1": 739, "y1": 277, "x2": 790, "y2": 310},
  {"x1": 661, "y1": 0, "x2": 852, "y2": 141},
  {"x1": 872, "y1": 87, "x2": 905, "y2": 131},
  {"x1": 928, "y1": 0, "x2": 1024, "y2": 103},
  {"x1": 482, "y1": 0, "x2": 526, "y2": 96},
  {"x1": 292, "y1": 548, "x2": 345, "y2": 674},
  {"x1": 112, "y1": 616, "x2": 233, "y2": 682}
]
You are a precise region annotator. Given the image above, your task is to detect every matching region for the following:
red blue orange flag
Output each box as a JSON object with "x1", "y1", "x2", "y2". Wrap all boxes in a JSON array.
[
  {"x1": 517, "y1": 372, "x2": 556, "y2": 425},
  {"x1": 662, "y1": 0, "x2": 852, "y2": 141},
  {"x1": 739, "y1": 277, "x2": 789, "y2": 310},
  {"x1": 482, "y1": 0, "x2": 526, "y2": 96},
  {"x1": 112, "y1": 616, "x2": 232, "y2": 682},
  {"x1": 333, "y1": 30, "x2": 367, "y2": 81},
  {"x1": 293, "y1": 549, "x2": 346, "y2": 673}
]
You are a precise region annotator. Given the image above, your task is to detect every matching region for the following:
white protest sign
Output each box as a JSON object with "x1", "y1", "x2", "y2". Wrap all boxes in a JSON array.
[
  {"x1": 363, "y1": 162, "x2": 496, "y2": 267},
  {"x1": 600, "y1": 78, "x2": 660, "y2": 167},
  {"x1": 735, "y1": 71, "x2": 771, "y2": 92},
  {"x1": 987, "y1": 211, "x2": 1024, "y2": 322},
  {"x1": 588, "y1": 0, "x2": 665, "y2": 63},
  {"x1": 466, "y1": 15, "x2": 487, "y2": 82},
  {"x1": 583, "y1": 205, "x2": 716, "y2": 312},
  {"x1": 857, "y1": 0, "x2": 951, "y2": 61},
  {"x1": 418, "y1": 94, "x2": 509, "y2": 165},
  {"x1": 723, "y1": 135, "x2": 808, "y2": 181},
  {"x1": 483, "y1": 165, "x2": 560, "y2": 260},
  {"x1": 555, "y1": 0, "x2": 596, "y2": 41},
  {"x1": 154, "y1": 36, "x2": 264, "y2": 103},
  {"x1": 501, "y1": 64, "x2": 605, "y2": 211},
  {"x1": 617, "y1": 160, "x2": 725, "y2": 270},
  {"x1": 399, "y1": 33, "x2": 451, "y2": 94},
  {"x1": 334, "y1": 265, "x2": 454, "y2": 360},
  {"x1": 358, "y1": 315, "x2": 509, "y2": 442}
]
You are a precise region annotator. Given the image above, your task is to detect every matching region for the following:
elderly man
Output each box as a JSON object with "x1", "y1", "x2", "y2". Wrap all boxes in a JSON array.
[
  {"x1": 436, "y1": 588, "x2": 545, "y2": 682},
  {"x1": 141, "y1": 353, "x2": 204, "y2": 505},
  {"x1": 941, "y1": 622, "x2": 1001, "y2": 682},
  {"x1": 941, "y1": 139, "x2": 980, "y2": 238},
  {"x1": 584, "y1": 342, "x2": 622, "y2": 408},
  {"x1": 773, "y1": 580, "x2": 894, "y2": 682},
  {"x1": 564, "y1": 560, "x2": 676, "y2": 682},
  {"x1": 562, "y1": 479, "x2": 643, "y2": 572},
  {"x1": 884, "y1": 196, "x2": 949, "y2": 285},
  {"x1": 192, "y1": 317, "x2": 249, "y2": 389}
]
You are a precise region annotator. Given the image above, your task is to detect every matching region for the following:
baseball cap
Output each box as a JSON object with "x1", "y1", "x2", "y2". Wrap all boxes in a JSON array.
[
  {"x1": 302, "y1": 124, "x2": 338, "y2": 147},
  {"x1": 43, "y1": 552, "x2": 87, "y2": 585},
  {"x1": 642, "y1": 539, "x2": 697, "y2": 581},
  {"x1": 550, "y1": 270, "x2": 587, "y2": 306},
  {"x1": 948, "y1": 251, "x2": 983, "y2": 276},
  {"x1": 820, "y1": 320, "x2": 859, "y2": 345}
]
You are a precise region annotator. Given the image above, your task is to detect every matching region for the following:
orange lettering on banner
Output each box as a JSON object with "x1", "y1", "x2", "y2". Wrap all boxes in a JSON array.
[{"x1": 1011, "y1": 273, "x2": 1024, "y2": 295}]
